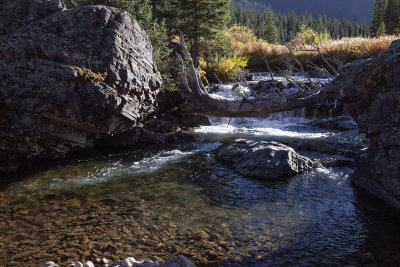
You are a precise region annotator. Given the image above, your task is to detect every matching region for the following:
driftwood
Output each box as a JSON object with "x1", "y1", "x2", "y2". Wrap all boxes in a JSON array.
[{"x1": 176, "y1": 33, "x2": 338, "y2": 118}]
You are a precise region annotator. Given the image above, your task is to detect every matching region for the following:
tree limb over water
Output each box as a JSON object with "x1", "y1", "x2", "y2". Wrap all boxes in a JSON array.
[{"x1": 176, "y1": 33, "x2": 338, "y2": 118}]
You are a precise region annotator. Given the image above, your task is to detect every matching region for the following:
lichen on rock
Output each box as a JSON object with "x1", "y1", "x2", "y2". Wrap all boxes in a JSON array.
[{"x1": 73, "y1": 66, "x2": 108, "y2": 84}]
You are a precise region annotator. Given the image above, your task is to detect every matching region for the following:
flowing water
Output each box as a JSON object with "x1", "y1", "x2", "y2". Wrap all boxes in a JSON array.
[{"x1": 1, "y1": 82, "x2": 400, "y2": 266}]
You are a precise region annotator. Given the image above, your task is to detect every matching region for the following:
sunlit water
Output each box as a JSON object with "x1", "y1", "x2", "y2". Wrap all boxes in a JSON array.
[{"x1": 1, "y1": 83, "x2": 400, "y2": 266}]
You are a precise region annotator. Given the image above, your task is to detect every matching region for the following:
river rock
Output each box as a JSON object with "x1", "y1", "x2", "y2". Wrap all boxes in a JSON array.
[
  {"x1": 216, "y1": 139, "x2": 318, "y2": 179},
  {"x1": 83, "y1": 261, "x2": 94, "y2": 267},
  {"x1": 163, "y1": 255, "x2": 195, "y2": 267},
  {"x1": 0, "y1": 4, "x2": 162, "y2": 172},
  {"x1": 333, "y1": 39, "x2": 400, "y2": 209},
  {"x1": 107, "y1": 256, "x2": 192, "y2": 267},
  {"x1": 44, "y1": 262, "x2": 59, "y2": 267},
  {"x1": 312, "y1": 117, "x2": 358, "y2": 131}
]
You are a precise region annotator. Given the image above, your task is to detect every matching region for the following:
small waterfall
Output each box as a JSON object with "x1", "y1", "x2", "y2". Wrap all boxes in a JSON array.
[
  {"x1": 268, "y1": 108, "x2": 307, "y2": 121},
  {"x1": 328, "y1": 99, "x2": 338, "y2": 118}
]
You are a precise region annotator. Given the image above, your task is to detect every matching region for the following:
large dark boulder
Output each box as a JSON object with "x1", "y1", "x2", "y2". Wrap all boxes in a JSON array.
[
  {"x1": 0, "y1": 3, "x2": 162, "y2": 172},
  {"x1": 216, "y1": 139, "x2": 318, "y2": 179},
  {"x1": 334, "y1": 39, "x2": 400, "y2": 209},
  {"x1": 0, "y1": 0, "x2": 66, "y2": 35},
  {"x1": 0, "y1": 5, "x2": 161, "y2": 97}
]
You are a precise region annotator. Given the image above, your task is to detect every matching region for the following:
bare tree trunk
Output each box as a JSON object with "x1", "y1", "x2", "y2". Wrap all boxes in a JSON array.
[{"x1": 176, "y1": 34, "x2": 338, "y2": 118}]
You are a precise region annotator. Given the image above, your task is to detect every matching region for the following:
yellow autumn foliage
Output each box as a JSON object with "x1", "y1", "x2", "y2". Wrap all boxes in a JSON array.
[
  {"x1": 225, "y1": 24, "x2": 269, "y2": 56},
  {"x1": 199, "y1": 55, "x2": 249, "y2": 83},
  {"x1": 224, "y1": 24, "x2": 286, "y2": 70},
  {"x1": 296, "y1": 25, "x2": 331, "y2": 46},
  {"x1": 225, "y1": 24, "x2": 396, "y2": 71}
]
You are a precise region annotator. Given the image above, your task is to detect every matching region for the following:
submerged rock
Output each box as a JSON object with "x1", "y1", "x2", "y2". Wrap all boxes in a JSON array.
[
  {"x1": 163, "y1": 255, "x2": 195, "y2": 267},
  {"x1": 312, "y1": 117, "x2": 358, "y2": 131},
  {"x1": 0, "y1": 4, "x2": 162, "y2": 172},
  {"x1": 216, "y1": 139, "x2": 318, "y2": 179}
]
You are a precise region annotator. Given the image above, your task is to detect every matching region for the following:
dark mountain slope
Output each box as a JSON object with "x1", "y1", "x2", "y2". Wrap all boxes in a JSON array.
[{"x1": 233, "y1": 0, "x2": 374, "y2": 22}]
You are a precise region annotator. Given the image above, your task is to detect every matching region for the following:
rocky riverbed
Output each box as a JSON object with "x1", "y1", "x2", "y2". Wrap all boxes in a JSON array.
[
  {"x1": 44, "y1": 255, "x2": 194, "y2": 267},
  {"x1": 1, "y1": 110, "x2": 400, "y2": 266}
]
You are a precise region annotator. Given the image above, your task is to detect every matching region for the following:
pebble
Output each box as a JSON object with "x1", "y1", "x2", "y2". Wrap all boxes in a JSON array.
[
  {"x1": 46, "y1": 255, "x2": 192, "y2": 267},
  {"x1": 164, "y1": 255, "x2": 195, "y2": 267},
  {"x1": 116, "y1": 257, "x2": 160, "y2": 267},
  {"x1": 83, "y1": 261, "x2": 95, "y2": 267},
  {"x1": 44, "y1": 261, "x2": 59, "y2": 267},
  {"x1": 120, "y1": 259, "x2": 132, "y2": 267}
]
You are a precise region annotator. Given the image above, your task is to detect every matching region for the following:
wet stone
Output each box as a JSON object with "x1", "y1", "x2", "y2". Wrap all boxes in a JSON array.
[
  {"x1": 216, "y1": 139, "x2": 318, "y2": 179},
  {"x1": 44, "y1": 261, "x2": 59, "y2": 267}
]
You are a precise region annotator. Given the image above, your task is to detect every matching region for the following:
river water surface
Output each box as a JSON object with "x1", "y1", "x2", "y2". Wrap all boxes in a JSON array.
[{"x1": 1, "y1": 82, "x2": 400, "y2": 266}]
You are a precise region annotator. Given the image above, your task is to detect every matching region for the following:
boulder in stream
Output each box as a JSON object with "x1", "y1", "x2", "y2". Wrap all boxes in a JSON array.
[{"x1": 216, "y1": 139, "x2": 319, "y2": 179}]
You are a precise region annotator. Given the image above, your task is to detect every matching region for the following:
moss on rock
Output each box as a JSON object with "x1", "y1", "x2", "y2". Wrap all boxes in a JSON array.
[{"x1": 74, "y1": 66, "x2": 107, "y2": 83}]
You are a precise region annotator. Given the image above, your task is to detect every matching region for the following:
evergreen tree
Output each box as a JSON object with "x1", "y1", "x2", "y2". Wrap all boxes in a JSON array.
[
  {"x1": 370, "y1": 0, "x2": 387, "y2": 37},
  {"x1": 231, "y1": 6, "x2": 369, "y2": 42},
  {"x1": 385, "y1": 0, "x2": 400, "y2": 34},
  {"x1": 377, "y1": 21, "x2": 387, "y2": 36},
  {"x1": 171, "y1": 0, "x2": 231, "y2": 67},
  {"x1": 263, "y1": 6, "x2": 279, "y2": 43}
]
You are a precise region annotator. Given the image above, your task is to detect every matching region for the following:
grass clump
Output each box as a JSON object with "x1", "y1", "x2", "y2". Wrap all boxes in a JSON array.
[
  {"x1": 74, "y1": 66, "x2": 107, "y2": 83},
  {"x1": 224, "y1": 24, "x2": 397, "y2": 72}
]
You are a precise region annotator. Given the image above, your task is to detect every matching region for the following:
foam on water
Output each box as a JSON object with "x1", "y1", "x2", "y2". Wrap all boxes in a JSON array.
[
  {"x1": 209, "y1": 84, "x2": 255, "y2": 100},
  {"x1": 197, "y1": 79, "x2": 336, "y2": 140},
  {"x1": 77, "y1": 143, "x2": 222, "y2": 186},
  {"x1": 247, "y1": 72, "x2": 332, "y2": 84},
  {"x1": 79, "y1": 149, "x2": 193, "y2": 185},
  {"x1": 195, "y1": 114, "x2": 331, "y2": 139},
  {"x1": 195, "y1": 124, "x2": 329, "y2": 139},
  {"x1": 15, "y1": 143, "x2": 222, "y2": 190}
]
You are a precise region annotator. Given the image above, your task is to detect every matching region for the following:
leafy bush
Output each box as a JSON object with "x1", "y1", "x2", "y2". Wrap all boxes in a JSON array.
[
  {"x1": 199, "y1": 55, "x2": 249, "y2": 83},
  {"x1": 225, "y1": 24, "x2": 268, "y2": 56},
  {"x1": 225, "y1": 24, "x2": 284, "y2": 70}
]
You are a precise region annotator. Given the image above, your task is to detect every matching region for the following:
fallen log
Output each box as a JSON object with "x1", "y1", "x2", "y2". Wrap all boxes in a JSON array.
[{"x1": 175, "y1": 33, "x2": 338, "y2": 118}]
